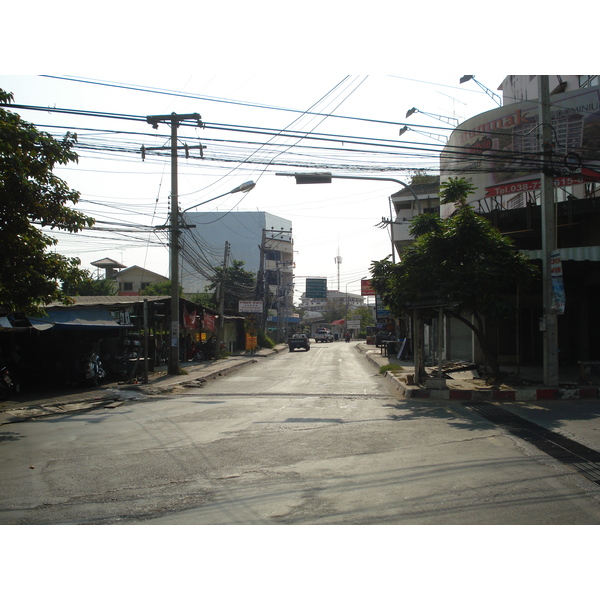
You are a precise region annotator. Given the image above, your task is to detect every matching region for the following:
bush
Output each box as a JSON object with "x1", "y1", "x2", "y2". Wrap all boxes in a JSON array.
[{"x1": 258, "y1": 331, "x2": 275, "y2": 349}]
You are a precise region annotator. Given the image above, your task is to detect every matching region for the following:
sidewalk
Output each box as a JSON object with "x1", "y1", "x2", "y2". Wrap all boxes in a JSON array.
[
  {"x1": 356, "y1": 343, "x2": 600, "y2": 402},
  {"x1": 0, "y1": 344, "x2": 287, "y2": 425}
]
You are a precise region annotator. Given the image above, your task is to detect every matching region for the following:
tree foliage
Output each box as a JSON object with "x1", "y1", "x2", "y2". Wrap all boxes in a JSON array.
[
  {"x1": 0, "y1": 89, "x2": 94, "y2": 315},
  {"x1": 62, "y1": 270, "x2": 117, "y2": 296},
  {"x1": 206, "y1": 260, "x2": 257, "y2": 312},
  {"x1": 321, "y1": 298, "x2": 346, "y2": 323},
  {"x1": 349, "y1": 305, "x2": 375, "y2": 328},
  {"x1": 370, "y1": 178, "x2": 538, "y2": 376}
]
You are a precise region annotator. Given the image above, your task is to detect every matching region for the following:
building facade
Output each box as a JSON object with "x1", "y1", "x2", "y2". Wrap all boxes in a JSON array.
[{"x1": 438, "y1": 75, "x2": 600, "y2": 367}]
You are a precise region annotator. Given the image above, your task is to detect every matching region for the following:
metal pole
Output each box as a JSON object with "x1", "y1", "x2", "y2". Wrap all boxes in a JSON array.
[
  {"x1": 539, "y1": 76, "x2": 559, "y2": 386},
  {"x1": 143, "y1": 299, "x2": 149, "y2": 384},
  {"x1": 216, "y1": 242, "x2": 230, "y2": 358},
  {"x1": 169, "y1": 116, "x2": 180, "y2": 375}
]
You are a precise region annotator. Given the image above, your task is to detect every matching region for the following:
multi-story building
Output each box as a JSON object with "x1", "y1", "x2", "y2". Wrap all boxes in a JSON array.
[
  {"x1": 180, "y1": 211, "x2": 294, "y2": 331},
  {"x1": 389, "y1": 177, "x2": 440, "y2": 257},
  {"x1": 439, "y1": 75, "x2": 600, "y2": 367},
  {"x1": 388, "y1": 76, "x2": 600, "y2": 371}
]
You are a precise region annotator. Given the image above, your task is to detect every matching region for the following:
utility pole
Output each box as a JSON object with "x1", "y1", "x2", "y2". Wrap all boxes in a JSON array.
[
  {"x1": 145, "y1": 112, "x2": 202, "y2": 375},
  {"x1": 538, "y1": 76, "x2": 559, "y2": 386},
  {"x1": 216, "y1": 242, "x2": 230, "y2": 358},
  {"x1": 258, "y1": 229, "x2": 267, "y2": 335}
]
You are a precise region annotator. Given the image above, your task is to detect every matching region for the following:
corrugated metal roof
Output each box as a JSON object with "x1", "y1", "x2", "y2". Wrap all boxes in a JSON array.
[{"x1": 44, "y1": 296, "x2": 171, "y2": 307}]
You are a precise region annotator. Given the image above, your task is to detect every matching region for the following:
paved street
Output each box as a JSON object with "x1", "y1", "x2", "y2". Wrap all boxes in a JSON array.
[{"x1": 1, "y1": 342, "x2": 600, "y2": 524}]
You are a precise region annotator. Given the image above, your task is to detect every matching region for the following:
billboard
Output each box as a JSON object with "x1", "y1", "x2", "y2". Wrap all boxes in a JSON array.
[
  {"x1": 361, "y1": 279, "x2": 375, "y2": 296},
  {"x1": 440, "y1": 86, "x2": 600, "y2": 218},
  {"x1": 306, "y1": 278, "x2": 327, "y2": 299}
]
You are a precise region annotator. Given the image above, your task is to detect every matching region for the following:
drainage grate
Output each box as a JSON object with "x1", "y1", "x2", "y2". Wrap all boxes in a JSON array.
[{"x1": 464, "y1": 402, "x2": 600, "y2": 486}]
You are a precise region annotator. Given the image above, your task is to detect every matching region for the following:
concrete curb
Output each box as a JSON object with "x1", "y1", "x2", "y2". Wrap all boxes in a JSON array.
[{"x1": 358, "y1": 343, "x2": 598, "y2": 402}]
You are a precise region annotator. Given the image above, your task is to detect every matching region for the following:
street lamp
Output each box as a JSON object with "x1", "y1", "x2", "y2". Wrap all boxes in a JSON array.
[
  {"x1": 275, "y1": 171, "x2": 421, "y2": 214},
  {"x1": 459, "y1": 76, "x2": 502, "y2": 106},
  {"x1": 276, "y1": 171, "x2": 421, "y2": 264},
  {"x1": 182, "y1": 181, "x2": 256, "y2": 214},
  {"x1": 168, "y1": 180, "x2": 256, "y2": 375},
  {"x1": 405, "y1": 107, "x2": 458, "y2": 126},
  {"x1": 399, "y1": 126, "x2": 448, "y2": 143}
]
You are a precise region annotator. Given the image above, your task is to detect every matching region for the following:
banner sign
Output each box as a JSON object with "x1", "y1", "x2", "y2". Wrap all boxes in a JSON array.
[
  {"x1": 203, "y1": 313, "x2": 216, "y2": 332},
  {"x1": 239, "y1": 300, "x2": 263, "y2": 313},
  {"x1": 361, "y1": 279, "x2": 375, "y2": 296},
  {"x1": 551, "y1": 250, "x2": 566, "y2": 314}
]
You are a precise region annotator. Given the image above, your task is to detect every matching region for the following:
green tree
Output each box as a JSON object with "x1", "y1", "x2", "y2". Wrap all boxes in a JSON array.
[
  {"x1": 142, "y1": 280, "x2": 180, "y2": 296},
  {"x1": 409, "y1": 169, "x2": 440, "y2": 186},
  {"x1": 62, "y1": 270, "x2": 117, "y2": 296},
  {"x1": 0, "y1": 89, "x2": 94, "y2": 316},
  {"x1": 370, "y1": 178, "x2": 537, "y2": 378},
  {"x1": 349, "y1": 305, "x2": 375, "y2": 329},
  {"x1": 206, "y1": 260, "x2": 257, "y2": 312},
  {"x1": 321, "y1": 298, "x2": 346, "y2": 323}
]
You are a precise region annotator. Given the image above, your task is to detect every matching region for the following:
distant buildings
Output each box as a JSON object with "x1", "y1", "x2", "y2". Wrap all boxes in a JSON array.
[{"x1": 298, "y1": 289, "x2": 364, "y2": 316}]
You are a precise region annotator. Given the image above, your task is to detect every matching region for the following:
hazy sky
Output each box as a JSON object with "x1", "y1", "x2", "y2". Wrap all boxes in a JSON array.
[
  {"x1": 2, "y1": 2, "x2": 588, "y2": 299},
  {"x1": 2, "y1": 73, "x2": 507, "y2": 298}
]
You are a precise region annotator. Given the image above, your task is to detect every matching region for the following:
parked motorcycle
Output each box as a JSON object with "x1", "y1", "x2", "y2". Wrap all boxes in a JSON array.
[
  {"x1": 0, "y1": 366, "x2": 13, "y2": 400},
  {"x1": 79, "y1": 352, "x2": 106, "y2": 387}
]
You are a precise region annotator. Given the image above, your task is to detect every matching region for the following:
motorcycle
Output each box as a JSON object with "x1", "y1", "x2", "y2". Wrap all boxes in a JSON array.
[
  {"x1": 80, "y1": 352, "x2": 106, "y2": 387},
  {"x1": 0, "y1": 366, "x2": 13, "y2": 400}
]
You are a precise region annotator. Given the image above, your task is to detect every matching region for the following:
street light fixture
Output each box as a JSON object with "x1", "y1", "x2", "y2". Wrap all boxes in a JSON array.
[
  {"x1": 405, "y1": 107, "x2": 458, "y2": 126},
  {"x1": 399, "y1": 126, "x2": 448, "y2": 143},
  {"x1": 459, "y1": 76, "x2": 502, "y2": 106},
  {"x1": 275, "y1": 171, "x2": 421, "y2": 214},
  {"x1": 182, "y1": 181, "x2": 256, "y2": 214},
  {"x1": 168, "y1": 180, "x2": 256, "y2": 375},
  {"x1": 276, "y1": 171, "x2": 421, "y2": 265}
]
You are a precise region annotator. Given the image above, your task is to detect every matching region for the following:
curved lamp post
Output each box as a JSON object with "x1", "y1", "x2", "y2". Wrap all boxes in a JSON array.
[{"x1": 276, "y1": 171, "x2": 421, "y2": 263}]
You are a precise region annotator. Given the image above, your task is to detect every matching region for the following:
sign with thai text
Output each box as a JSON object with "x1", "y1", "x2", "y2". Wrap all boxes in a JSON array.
[{"x1": 239, "y1": 300, "x2": 263, "y2": 313}]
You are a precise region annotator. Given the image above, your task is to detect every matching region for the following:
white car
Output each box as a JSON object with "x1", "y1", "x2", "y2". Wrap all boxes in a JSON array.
[{"x1": 314, "y1": 328, "x2": 334, "y2": 343}]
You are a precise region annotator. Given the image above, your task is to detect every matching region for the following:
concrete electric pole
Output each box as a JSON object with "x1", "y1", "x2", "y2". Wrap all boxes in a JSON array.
[
  {"x1": 145, "y1": 112, "x2": 203, "y2": 375},
  {"x1": 538, "y1": 76, "x2": 559, "y2": 386}
]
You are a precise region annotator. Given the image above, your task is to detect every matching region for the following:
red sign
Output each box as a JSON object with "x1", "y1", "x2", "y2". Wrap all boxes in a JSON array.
[
  {"x1": 183, "y1": 309, "x2": 197, "y2": 330},
  {"x1": 485, "y1": 168, "x2": 600, "y2": 198},
  {"x1": 203, "y1": 313, "x2": 216, "y2": 332},
  {"x1": 361, "y1": 279, "x2": 375, "y2": 296}
]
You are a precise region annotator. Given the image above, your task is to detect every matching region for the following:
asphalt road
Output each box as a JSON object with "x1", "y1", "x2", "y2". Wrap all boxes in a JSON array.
[{"x1": 1, "y1": 341, "x2": 600, "y2": 524}]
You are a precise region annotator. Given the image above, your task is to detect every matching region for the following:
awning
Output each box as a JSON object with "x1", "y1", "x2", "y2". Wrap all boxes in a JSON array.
[
  {"x1": 28, "y1": 307, "x2": 128, "y2": 330},
  {"x1": 0, "y1": 315, "x2": 40, "y2": 332}
]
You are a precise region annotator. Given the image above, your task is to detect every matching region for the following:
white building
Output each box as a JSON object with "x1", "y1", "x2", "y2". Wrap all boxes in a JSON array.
[
  {"x1": 298, "y1": 289, "x2": 364, "y2": 315},
  {"x1": 180, "y1": 211, "x2": 293, "y2": 321}
]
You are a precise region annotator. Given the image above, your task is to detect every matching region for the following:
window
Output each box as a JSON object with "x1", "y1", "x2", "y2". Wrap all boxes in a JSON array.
[
  {"x1": 266, "y1": 249, "x2": 281, "y2": 261},
  {"x1": 579, "y1": 76, "x2": 598, "y2": 88},
  {"x1": 123, "y1": 282, "x2": 133, "y2": 291}
]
